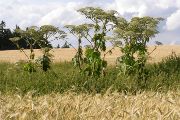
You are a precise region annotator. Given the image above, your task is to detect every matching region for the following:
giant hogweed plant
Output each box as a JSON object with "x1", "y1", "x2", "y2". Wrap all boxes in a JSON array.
[
  {"x1": 36, "y1": 25, "x2": 66, "y2": 72},
  {"x1": 10, "y1": 27, "x2": 40, "y2": 73},
  {"x1": 10, "y1": 25, "x2": 66, "y2": 72},
  {"x1": 113, "y1": 16, "x2": 163, "y2": 85},
  {"x1": 65, "y1": 7, "x2": 118, "y2": 77},
  {"x1": 64, "y1": 24, "x2": 92, "y2": 70}
]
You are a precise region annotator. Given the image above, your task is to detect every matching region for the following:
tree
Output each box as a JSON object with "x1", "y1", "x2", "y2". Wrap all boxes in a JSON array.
[
  {"x1": 1, "y1": 21, "x2": 5, "y2": 27},
  {"x1": 57, "y1": 44, "x2": 60, "y2": 48},
  {"x1": 61, "y1": 41, "x2": 70, "y2": 48},
  {"x1": 0, "y1": 21, "x2": 15, "y2": 50}
]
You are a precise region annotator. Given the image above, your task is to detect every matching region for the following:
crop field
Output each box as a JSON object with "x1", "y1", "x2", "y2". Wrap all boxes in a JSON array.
[
  {"x1": 1, "y1": 45, "x2": 180, "y2": 64},
  {"x1": 0, "y1": 91, "x2": 180, "y2": 120}
]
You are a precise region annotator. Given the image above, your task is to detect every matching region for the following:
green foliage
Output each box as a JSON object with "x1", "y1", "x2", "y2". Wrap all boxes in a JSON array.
[
  {"x1": 36, "y1": 47, "x2": 53, "y2": 72},
  {"x1": 151, "y1": 52, "x2": 180, "y2": 75},
  {"x1": 2, "y1": 7, "x2": 175, "y2": 95},
  {"x1": 84, "y1": 47, "x2": 107, "y2": 76},
  {"x1": 65, "y1": 24, "x2": 93, "y2": 70},
  {"x1": 0, "y1": 20, "x2": 16, "y2": 50},
  {"x1": 114, "y1": 16, "x2": 163, "y2": 80},
  {"x1": 72, "y1": 46, "x2": 83, "y2": 70},
  {"x1": 23, "y1": 62, "x2": 36, "y2": 73},
  {"x1": 10, "y1": 25, "x2": 66, "y2": 72},
  {"x1": 0, "y1": 56, "x2": 180, "y2": 95},
  {"x1": 65, "y1": 7, "x2": 117, "y2": 76}
]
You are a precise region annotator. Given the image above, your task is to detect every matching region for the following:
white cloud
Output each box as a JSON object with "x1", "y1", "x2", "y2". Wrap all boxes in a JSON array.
[
  {"x1": 111, "y1": 0, "x2": 178, "y2": 17},
  {"x1": 156, "y1": 0, "x2": 177, "y2": 9},
  {"x1": 38, "y1": 2, "x2": 85, "y2": 26},
  {"x1": 166, "y1": 10, "x2": 180, "y2": 30},
  {"x1": 0, "y1": 0, "x2": 180, "y2": 45}
]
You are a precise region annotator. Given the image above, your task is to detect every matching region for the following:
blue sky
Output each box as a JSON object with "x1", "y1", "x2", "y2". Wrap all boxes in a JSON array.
[{"x1": 0, "y1": 0, "x2": 180, "y2": 46}]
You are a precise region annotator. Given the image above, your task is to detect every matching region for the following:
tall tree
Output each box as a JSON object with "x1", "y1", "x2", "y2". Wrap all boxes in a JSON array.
[{"x1": 0, "y1": 21, "x2": 15, "y2": 50}]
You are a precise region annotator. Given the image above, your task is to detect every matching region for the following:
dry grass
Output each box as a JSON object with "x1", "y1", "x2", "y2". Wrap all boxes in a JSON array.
[
  {"x1": 0, "y1": 45, "x2": 180, "y2": 64},
  {"x1": 0, "y1": 91, "x2": 180, "y2": 120}
]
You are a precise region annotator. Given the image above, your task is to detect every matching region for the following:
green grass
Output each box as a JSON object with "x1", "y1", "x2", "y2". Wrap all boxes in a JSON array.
[{"x1": 0, "y1": 54, "x2": 180, "y2": 95}]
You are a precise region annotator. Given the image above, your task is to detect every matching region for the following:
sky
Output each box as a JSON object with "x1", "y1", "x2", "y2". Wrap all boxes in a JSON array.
[{"x1": 0, "y1": 0, "x2": 180, "y2": 46}]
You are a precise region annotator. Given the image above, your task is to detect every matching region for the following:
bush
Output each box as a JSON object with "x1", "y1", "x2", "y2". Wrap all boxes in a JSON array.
[{"x1": 153, "y1": 52, "x2": 180, "y2": 74}]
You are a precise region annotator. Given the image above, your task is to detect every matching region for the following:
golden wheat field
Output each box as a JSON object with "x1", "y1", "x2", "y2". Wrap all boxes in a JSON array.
[
  {"x1": 1, "y1": 45, "x2": 180, "y2": 64},
  {"x1": 0, "y1": 91, "x2": 180, "y2": 120}
]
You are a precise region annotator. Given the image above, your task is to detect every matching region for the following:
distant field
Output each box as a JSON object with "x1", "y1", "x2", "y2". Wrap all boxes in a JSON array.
[{"x1": 0, "y1": 45, "x2": 180, "y2": 64}]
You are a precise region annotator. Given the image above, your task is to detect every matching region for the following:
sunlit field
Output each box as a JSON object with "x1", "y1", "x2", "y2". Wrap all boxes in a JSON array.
[
  {"x1": 0, "y1": 91, "x2": 179, "y2": 120},
  {"x1": 1, "y1": 45, "x2": 180, "y2": 64}
]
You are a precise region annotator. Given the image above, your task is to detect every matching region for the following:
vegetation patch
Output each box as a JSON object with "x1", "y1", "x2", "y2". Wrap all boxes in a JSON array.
[{"x1": 0, "y1": 53, "x2": 180, "y2": 95}]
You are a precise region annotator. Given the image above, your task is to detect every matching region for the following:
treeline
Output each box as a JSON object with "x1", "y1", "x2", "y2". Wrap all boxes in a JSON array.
[
  {"x1": 0, "y1": 21, "x2": 41, "y2": 50},
  {"x1": 0, "y1": 21, "x2": 70, "y2": 50},
  {"x1": 0, "y1": 21, "x2": 15, "y2": 50}
]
